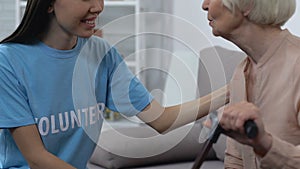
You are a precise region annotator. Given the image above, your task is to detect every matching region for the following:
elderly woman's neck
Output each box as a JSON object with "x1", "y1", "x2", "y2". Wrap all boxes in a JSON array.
[{"x1": 227, "y1": 24, "x2": 282, "y2": 64}]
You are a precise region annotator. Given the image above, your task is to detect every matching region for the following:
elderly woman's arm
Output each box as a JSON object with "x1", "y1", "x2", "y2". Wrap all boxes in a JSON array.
[{"x1": 259, "y1": 136, "x2": 300, "y2": 169}]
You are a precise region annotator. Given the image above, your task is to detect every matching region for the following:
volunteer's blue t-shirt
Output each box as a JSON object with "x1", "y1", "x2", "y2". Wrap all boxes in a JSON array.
[{"x1": 0, "y1": 36, "x2": 153, "y2": 168}]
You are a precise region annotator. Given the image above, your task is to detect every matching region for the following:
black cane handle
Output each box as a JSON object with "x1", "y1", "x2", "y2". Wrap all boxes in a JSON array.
[
  {"x1": 211, "y1": 119, "x2": 258, "y2": 143},
  {"x1": 244, "y1": 120, "x2": 258, "y2": 139},
  {"x1": 221, "y1": 120, "x2": 258, "y2": 139}
]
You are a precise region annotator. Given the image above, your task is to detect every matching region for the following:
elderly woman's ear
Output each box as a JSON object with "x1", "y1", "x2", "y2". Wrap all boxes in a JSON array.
[{"x1": 242, "y1": 3, "x2": 253, "y2": 17}]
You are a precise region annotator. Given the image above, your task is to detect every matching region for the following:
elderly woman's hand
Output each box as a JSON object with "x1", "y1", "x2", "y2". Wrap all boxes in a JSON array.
[
  {"x1": 217, "y1": 101, "x2": 273, "y2": 157},
  {"x1": 218, "y1": 101, "x2": 272, "y2": 156}
]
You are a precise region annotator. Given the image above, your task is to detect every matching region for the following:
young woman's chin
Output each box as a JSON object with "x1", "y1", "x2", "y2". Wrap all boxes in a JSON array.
[
  {"x1": 77, "y1": 31, "x2": 94, "y2": 38},
  {"x1": 80, "y1": 34, "x2": 94, "y2": 38}
]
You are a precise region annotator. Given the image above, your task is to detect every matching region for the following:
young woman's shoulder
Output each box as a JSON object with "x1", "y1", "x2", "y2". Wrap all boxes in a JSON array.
[
  {"x1": 86, "y1": 35, "x2": 111, "y2": 49},
  {"x1": 0, "y1": 43, "x2": 19, "y2": 60},
  {"x1": 0, "y1": 42, "x2": 33, "y2": 58},
  {"x1": 77, "y1": 36, "x2": 121, "y2": 65},
  {"x1": 0, "y1": 42, "x2": 18, "y2": 53},
  {"x1": 83, "y1": 36, "x2": 119, "y2": 57}
]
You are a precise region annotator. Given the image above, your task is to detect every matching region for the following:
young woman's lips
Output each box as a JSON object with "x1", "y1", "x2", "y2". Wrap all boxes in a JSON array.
[{"x1": 81, "y1": 18, "x2": 96, "y2": 28}]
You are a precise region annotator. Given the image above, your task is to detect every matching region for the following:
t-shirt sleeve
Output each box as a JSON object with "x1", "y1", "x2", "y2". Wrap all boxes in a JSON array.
[
  {"x1": 105, "y1": 47, "x2": 153, "y2": 116},
  {"x1": 0, "y1": 54, "x2": 35, "y2": 128}
]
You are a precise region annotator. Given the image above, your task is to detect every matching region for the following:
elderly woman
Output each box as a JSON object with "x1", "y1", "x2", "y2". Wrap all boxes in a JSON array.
[{"x1": 202, "y1": 0, "x2": 300, "y2": 168}]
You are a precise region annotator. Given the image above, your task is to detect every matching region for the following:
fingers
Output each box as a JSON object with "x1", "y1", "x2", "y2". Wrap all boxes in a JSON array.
[
  {"x1": 203, "y1": 118, "x2": 212, "y2": 128},
  {"x1": 93, "y1": 29, "x2": 103, "y2": 37},
  {"x1": 218, "y1": 101, "x2": 259, "y2": 135},
  {"x1": 215, "y1": 101, "x2": 271, "y2": 149}
]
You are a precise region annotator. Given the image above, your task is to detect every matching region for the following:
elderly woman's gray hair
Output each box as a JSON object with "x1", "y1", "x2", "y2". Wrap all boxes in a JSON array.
[{"x1": 222, "y1": 0, "x2": 296, "y2": 26}]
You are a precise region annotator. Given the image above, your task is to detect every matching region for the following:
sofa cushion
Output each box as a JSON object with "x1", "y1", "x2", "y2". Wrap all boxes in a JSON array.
[
  {"x1": 197, "y1": 115, "x2": 227, "y2": 162},
  {"x1": 89, "y1": 121, "x2": 217, "y2": 169},
  {"x1": 88, "y1": 160, "x2": 224, "y2": 169},
  {"x1": 213, "y1": 134, "x2": 227, "y2": 161},
  {"x1": 131, "y1": 160, "x2": 223, "y2": 169}
]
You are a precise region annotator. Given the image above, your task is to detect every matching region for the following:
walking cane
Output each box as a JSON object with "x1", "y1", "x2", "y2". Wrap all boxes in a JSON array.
[{"x1": 191, "y1": 114, "x2": 258, "y2": 169}]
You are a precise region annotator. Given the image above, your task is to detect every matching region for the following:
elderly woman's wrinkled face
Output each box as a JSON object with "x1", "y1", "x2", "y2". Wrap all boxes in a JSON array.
[{"x1": 202, "y1": 0, "x2": 244, "y2": 37}]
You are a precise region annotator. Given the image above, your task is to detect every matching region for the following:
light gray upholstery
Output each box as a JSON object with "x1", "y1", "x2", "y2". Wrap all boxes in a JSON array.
[
  {"x1": 197, "y1": 46, "x2": 245, "y2": 163},
  {"x1": 89, "y1": 123, "x2": 217, "y2": 169},
  {"x1": 87, "y1": 161, "x2": 224, "y2": 169},
  {"x1": 197, "y1": 46, "x2": 246, "y2": 97}
]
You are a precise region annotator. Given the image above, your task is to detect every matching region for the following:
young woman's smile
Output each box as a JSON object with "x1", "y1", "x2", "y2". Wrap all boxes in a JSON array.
[
  {"x1": 49, "y1": 0, "x2": 103, "y2": 39},
  {"x1": 81, "y1": 16, "x2": 98, "y2": 29}
]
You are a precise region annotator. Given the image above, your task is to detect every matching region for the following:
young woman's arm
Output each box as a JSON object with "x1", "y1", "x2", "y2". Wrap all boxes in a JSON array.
[
  {"x1": 138, "y1": 85, "x2": 229, "y2": 133},
  {"x1": 10, "y1": 125, "x2": 76, "y2": 169}
]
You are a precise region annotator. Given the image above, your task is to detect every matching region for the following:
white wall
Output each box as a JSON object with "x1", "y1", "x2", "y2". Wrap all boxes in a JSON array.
[
  {"x1": 284, "y1": 3, "x2": 300, "y2": 36},
  {"x1": 173, "y1": 0, "x2": 300, "y2": 51},
  {"x1": 163, "y1": 0, "x2": 300, "y2": 105},
  {"x1": 0, "y1": 0, "x2": 16, "y2": 41},
  {"x1": 172, "y1": 0, "x2": 237, "y2": 53}
]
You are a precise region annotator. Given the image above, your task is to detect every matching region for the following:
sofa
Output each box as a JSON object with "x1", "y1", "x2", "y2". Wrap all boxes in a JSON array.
[
  {"x1": 87, "y1": 46, "x2": 246, "y2": 169},
  {"x1": 87, "y1": 121, "x2": 226, "y2": 169}
]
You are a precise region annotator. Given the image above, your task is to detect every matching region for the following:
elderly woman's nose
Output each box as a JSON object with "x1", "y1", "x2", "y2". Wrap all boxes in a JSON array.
[{"x1": 202, "y1": 0, "x2": 210, "y2": 11}]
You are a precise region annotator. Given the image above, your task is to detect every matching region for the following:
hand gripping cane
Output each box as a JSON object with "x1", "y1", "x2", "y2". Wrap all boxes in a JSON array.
[{"x1": 191, "y1": 113, "x2": 258, "y2": 169}]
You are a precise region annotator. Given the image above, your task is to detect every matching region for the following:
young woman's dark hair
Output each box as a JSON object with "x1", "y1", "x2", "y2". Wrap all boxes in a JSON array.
[{"x1": 1, "y1": 0, "x2": 53, "y2": 44}]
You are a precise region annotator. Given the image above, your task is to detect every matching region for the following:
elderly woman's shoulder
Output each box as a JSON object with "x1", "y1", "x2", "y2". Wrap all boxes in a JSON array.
[
  {"x1": 289, "y1": 33, "x2": 300, "y2": 72},
  {"x1": 286, "y1": 32, "x2": 300, "y2": 48}
]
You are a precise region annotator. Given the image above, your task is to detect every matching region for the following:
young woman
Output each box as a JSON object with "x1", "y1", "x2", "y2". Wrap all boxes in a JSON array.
[
  {"x1": 0, "y1": 0, "x2": 228, "y2": 168},
  {"x1": 202, "y1": 0, "x2": 300, "y2": 168}
]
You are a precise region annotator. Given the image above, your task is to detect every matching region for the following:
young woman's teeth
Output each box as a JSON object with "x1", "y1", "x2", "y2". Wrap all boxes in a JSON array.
[{"x1": 85, "y1": 20, "x2": 94, "y2": 25}]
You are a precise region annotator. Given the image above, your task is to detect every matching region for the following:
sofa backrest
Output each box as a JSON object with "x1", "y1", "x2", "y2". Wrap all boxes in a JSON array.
[
  {"x1": 197, "y1": 46, "x2": 246, "y2": 161},
  {"x1": 197, "y1": 46, "x2": 246, "y2": 97}
]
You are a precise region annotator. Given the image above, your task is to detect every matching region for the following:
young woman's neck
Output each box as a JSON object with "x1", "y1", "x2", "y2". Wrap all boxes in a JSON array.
[
  {"x1": 39, "y1": 21, "x2": 78, "y2": 50},
  {"x1": 41, "y1": 35, "x2": 77, "y2": 51},
  {"x1": 225, "y1": 23, "x2": 282, "y2": 64}
]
